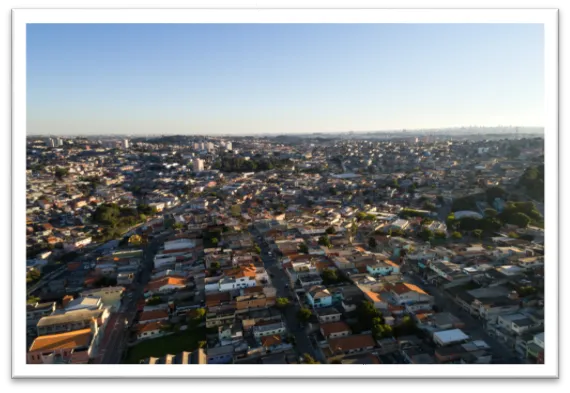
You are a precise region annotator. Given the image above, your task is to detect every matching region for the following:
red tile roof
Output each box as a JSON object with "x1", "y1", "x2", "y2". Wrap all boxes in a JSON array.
[{"x1": 320, "y1": 321, "x2": 351, "y2": 338}]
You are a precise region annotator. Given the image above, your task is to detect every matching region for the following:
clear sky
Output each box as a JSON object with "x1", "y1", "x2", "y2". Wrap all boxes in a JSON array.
[{"x1": 27, "y1": 23, "x2": 544, "y2": 135}]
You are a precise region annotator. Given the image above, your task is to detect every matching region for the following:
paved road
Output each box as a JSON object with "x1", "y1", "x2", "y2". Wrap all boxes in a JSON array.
[
  {"x1": 250, "y1": 228, "x2": 319, "y2": 362},
  {"x1": 96, "y1": 235, "x2": 165, "y2": 364},
  {"x1": 402, "y1": 271, "x2": 522, "y2": 364}
]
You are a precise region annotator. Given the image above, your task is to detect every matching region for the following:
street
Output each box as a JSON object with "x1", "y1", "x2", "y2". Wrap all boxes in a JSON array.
[
  {"x1": 96, "y1": 234, "x2": 165, "y2": 364},
  {"x1": 250, "y1": 228, "x2": 320, "y2": 362}
]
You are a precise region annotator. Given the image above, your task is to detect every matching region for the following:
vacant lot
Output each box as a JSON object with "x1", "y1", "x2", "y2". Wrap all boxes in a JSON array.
[{"x1": 123, "y1": 326, "x2": 206, "y2": 364}]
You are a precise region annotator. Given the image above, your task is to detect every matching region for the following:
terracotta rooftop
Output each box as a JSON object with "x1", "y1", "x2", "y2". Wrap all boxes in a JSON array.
[
  {"x1": 320, "y1": 321, "x2": 351, "y2": 338},
  {"x1": 328, "y1": 334, "x2": 376, "y2": 353},
  {"x1": 261, "y1": 335, "x2": 282, "y2": 347},
  {"x1": 29, "y1": 328, "x2": 92, "y2": 352},
  {"x1": 391, "y1": 282, "x2": 428, "y2": 296},
  {"x1": 139, "y1": 309, "x2": 169, "y2": 323}
]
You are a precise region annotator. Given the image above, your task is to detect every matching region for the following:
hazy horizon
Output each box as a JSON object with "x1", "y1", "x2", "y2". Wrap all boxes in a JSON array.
[{"x1": 27, "y1": 23, "x2": 544, "y2": 136}]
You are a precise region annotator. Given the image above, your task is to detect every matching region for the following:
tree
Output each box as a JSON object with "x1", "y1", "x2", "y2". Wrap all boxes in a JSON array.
[
  {"x1": 434, "y1": 231, "x2": 447, "y2": 239},
  {"x1": 302, "y1": 354, "x2": 319, "y2": 364},
  {"x1": 372, "y1": 322, "x2": 393, "y2": 339},
  {"x1": 172, "y1": 222, "x2": 184, "y2": 230},
  {"x1": 357, "y1": 301, "x2": 381, "y2": 331},
  {"x1": 297, "y1": 307, "x2": 313, "y2": 323},
  {"x1": 325, "y1": 226, "x2": 336, "y2": 235},
  {"x1": 210, "y1": 261, "x2": 221, "y2": 270},
  {"x1": 193, "y1": 308, "x2": 206, "y2": 320},
  {"x1": 211, "y1": 237, "x2": 219, "y2": 246},
  {"x1": 508, "y1": 231, "x2": 520, "y2": 239},
  {"x1": 253, "y1": 244, "x2": 261, "y2": 254},
  {"x1": 321, "y1": 268, "x2": 339, "y2": 285},
  {"x1": 423, "y1": 201, "x2": 436, "y2": 211},
  {"x1": 451, "y1": 231, "x2": 462, "y2": 240},
  {"x1": 146, "y1": 296, "x2": 163, "y2": 306},
  {"x1": 484, "y1": 208, "x2": 498, "y2": 218},
  {"x1": 197, "y1": 341, "x2": 207, "y2": 349},
  {"x1": 54, "y1": 167, "x2": 69, "y2": 179},
  {"x1": 510, "y1": 212, "x2": 531, "y2": 228},
  {"x1": 368, "y1": 237, "x2": 377, "y2": 249},
  {"x1": 318, "y1": 235, "x2": 332, "y2": 248},
  {"x1": 298, "y1": 243, "x2": 309, "y2": 254},
  {"x1": 419, "y1": 228, "x2": 434, "y2": 241},
  {"x1": 276, "y1": 297, "x2": 290, "y2": 309},
  {"x1": 485, "y1": 186, "x2": 507, "y2": 203},
  {"x1": 473, "y1": 229, "x2": 483, "y2": 239}
]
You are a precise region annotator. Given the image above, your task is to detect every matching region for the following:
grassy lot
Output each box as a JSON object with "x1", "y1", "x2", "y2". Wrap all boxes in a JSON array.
[{"x1": 123, "y1": 326, "x2": 206, "y2": 364}]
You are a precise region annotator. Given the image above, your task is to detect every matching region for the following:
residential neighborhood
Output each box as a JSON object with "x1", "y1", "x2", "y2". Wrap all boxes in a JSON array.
[{"x1": 25, "y1": 133, "x2": 545, "y2": 365}]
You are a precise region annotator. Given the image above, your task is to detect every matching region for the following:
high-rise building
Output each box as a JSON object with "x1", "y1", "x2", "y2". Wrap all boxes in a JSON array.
[
  {"x1": 193, "y1": 143, "x2": 200, "y2": 151},
  {"x1": 193, "y1": 158, "x2": 204, "y2": 172},
  {"x1": 226, "y1": 142, "x2": 232, "y2": 151},
  {"x1": 57, "y1": 138, "x2": 64, "y2": 146},
  {"x1": 123, "y1": 139, "x2": 130, "y2": 149},
  {"x1": 200, "y1": 142, "x2": 205, "y2": 151},
  {"x1": 47, "y1": 138, "x2": 56, "y2": 148},
  {"x1": 207, "y1": 142, "x2": 214, "y2": 152}
]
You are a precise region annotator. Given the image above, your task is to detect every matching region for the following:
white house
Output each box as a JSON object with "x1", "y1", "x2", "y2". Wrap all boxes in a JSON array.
[
  {"x1": 389, "y1": 283, "x2": 433, "y2": 306},
  {"x1": 252, "y1": 321, "x2": 287, "y2": 338}
]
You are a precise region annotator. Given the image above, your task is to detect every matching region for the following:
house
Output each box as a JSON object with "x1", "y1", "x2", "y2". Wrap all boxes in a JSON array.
[
  {"x1": 28, "y1": 321, "x2": 100, "y2": 364},
  {"x1": 388, "y1": 282, "x2": 433, "y2": 305},
  {"x1": 252, "y1": 321, "x2": 287, "y2": 338},
  {"x1": 145, "y1": 276, "x2": 187, "y2": 296},
  {"x1": 218, "y1": 324, "x2": 244, "y2": 344},
  {"x1": 80, "y1": 286, "x2": 125, "y2": 311},
  {"x1": 328, "y1": 334, "x2": 376, "y2": 355},
  {"x1": 306, "y1": 285, "x2": 333, "y2": 309},
  {"x1": 315, "y1": 307, "x2": 342, "y2": 324},
  {"x1": 142, "y1": 349, "x2": 207, "y2": 364},
  {"x1": 433, "y1": 329, "x2": 470, "y2": 347},
  {"x1": 36, "y1": 308, "x2": 110, "y2": 336},
  {"x1": 27, "y1": 302, "x2": 56, "y2": 325},
  {"x1": 138, "y1": 309, "x2": 169, "y2": 325},
  {"x1": 320, "y1": 321, "x2": 352, "y2": 339},
  {"x1": 65, "y1": 296, "x2": 102, "y2": 312},
  {"x1": 366, "y1": 260, "x2": 396, "y2": 276},
  {"x1": 207, "y1": 344, "x2": 234, "y2": 364},
  {"x1": 136, "y1": 321, "x2": 170, "y2": 341}
]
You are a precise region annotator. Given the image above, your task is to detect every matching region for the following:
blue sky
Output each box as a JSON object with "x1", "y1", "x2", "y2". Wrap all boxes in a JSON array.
[{"x1": 27, "y1": 23, "x2": 544, "y2": 135}]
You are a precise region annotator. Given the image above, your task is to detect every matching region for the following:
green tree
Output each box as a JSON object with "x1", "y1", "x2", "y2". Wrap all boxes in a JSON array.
[
  {"x1": 484, "y1": 208, "x2": 498, "y2": 218},
  {"x1": 510, "y1": 212, "x2": 531, "y2": 228},
  {"x1": 434, "y1": 231, "x2": 447, "y2": 239},
  {"x1": 325, "y1": 226, "x2": 336, "y2": 235},
  {"x1": 473, "y1": 229, "x2": 483, "y2": 239},
  {"x1": 451, "y1": 231, "x2": 462, "y2": 239},
  {"x1": 211, "y1": 237, "x2": 219, "y2": 246},
  {"x1": 253, "y1": 244, "x2": 261, "y2": 254},
  {"x1": 321, "y1": 268, "x2": 339, "y2": 285},
  {"x1": 357, "y1": 301, "x2": 381, "y2": 331},
  {"x1": 146, "y1": 296, "x2": 163, "y2": 306},
  {"x1": 485, "y1": 186, "x2": 507, "y2": 204},
  {"x1": 193, "y1": 308, "x2": 206, "y2": 320},
  {"x1": 297, "y1": 307, "x2": 313, "y2": 323},
  {"x1": 298, "y1": 243, "x2": 309, "y2": 254},
  {"x1": 172, "y1": 222, "x2": 184, "y2": 230},
  {"x1": 368, "y1": 237, "x2": 377, "y2": 249},
  {"x1": 276, "y1": 297, "x2": 290, "y2": 309},
  {"x1": 318, "y1": 235, "x2": 332, "y2": 248},
  {"x1": 419, "y1": 228, "x2": 434, "y2": 241}
]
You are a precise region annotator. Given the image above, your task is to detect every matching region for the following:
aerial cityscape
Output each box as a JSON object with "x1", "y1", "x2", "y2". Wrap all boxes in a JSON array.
[{"x1": 24, "y1": 23, "x2": 545, "y2": 366}]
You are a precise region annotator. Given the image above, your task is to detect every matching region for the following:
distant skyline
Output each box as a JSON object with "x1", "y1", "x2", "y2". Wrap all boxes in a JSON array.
[{"x1": 27, "y1": 23, "x2": 544, "y2": 136}]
